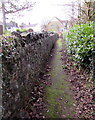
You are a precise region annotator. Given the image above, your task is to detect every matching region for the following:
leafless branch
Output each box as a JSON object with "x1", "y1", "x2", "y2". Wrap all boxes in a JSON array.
[{"x1": 5, "y1": 1, "x2": 36, "y2": 14}]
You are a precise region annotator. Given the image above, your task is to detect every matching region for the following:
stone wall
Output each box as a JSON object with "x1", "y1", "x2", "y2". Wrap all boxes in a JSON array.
[{"x1": 1, "y1": 32, "x2": 58, "y2": 119}]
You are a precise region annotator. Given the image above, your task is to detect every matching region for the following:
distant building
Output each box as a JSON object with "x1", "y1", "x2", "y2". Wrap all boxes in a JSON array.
[
  {"x1": 6, "y1": 21, "x2": 18, "y2": 32},
  {"x1": 19, "y1": 22, "x2": 39, "y2": 31},
  {"x1": 45, "y1": 17, "x2": 69, "y2": 33},
  {"x1": 44, "y1": 17, "x2": 78, "y2": 33}
]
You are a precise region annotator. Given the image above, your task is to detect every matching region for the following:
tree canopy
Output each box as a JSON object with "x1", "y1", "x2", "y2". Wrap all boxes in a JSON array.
[{"x1": 0, "y1": 0, "x2": 36, "y2": 30}]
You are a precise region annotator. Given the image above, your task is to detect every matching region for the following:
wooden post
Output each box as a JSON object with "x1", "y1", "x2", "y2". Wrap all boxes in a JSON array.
[{"x1": 0, "y1": 25, "x2": 3, "y2": 35}]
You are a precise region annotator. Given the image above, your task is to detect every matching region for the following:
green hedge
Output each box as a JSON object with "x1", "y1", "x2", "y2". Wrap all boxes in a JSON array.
[
  {"x1": 67, "y1": 22, "x2": 95, "y2": 70},
  {"x1": 16, "y1": 28, "x2": 28, "y2": 32}
]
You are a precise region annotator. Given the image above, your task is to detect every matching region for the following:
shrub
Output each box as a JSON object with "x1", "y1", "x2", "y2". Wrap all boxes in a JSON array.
[
  {"x1": 16, "y1": 28, "x2": 27, "y2": 32},
  {"x1": 4, "y1": 30, "x2": 11, "y2": 36},
  {"x1": 67, "y1": 22, "x2": 94, "y2": 70}
]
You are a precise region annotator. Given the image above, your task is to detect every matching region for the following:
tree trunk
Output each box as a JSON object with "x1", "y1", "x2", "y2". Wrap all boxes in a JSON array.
[
  {"x1": 2, "y1": 2, "x2": 6, "y2": 31},
  {"x1": 78, "y1": 0, "x2": 81, "y2": 24},
  {"x1": 92, "y1": 1, "x2": 95, "y2": 81}
]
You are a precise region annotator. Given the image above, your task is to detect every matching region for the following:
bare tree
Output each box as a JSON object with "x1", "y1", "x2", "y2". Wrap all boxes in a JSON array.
[
  {"x1": 79, "y1": 0, "x2": 94, "y2": 23},
  {"x1": 0, "y1": 0, "x2": 36, "y2": 31},
  {"x1": 55, "y1": 0, "x2": 95, "y2": 25},
  {"x1": 41, "y1": 18, "x2": 50, "y2": 31},
  {"x1": 55, "y1": 2, "x2": 79, "y2": 27}
]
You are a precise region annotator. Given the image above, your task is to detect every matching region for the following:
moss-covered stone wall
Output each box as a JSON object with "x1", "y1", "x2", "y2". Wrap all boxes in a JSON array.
[{"x1": 1, "y1": 32, "x2": 58, "y2": 119}]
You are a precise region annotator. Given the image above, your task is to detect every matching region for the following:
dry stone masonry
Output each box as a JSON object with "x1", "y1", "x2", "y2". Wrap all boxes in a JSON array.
[{"x1": 1, "y1": 32, "x2": 59, "y2": 119}]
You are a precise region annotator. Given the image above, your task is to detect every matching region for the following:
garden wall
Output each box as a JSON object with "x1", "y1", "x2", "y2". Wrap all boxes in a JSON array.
[{"x1": 2, "y1": 32, "x2": 58, "y2": 119}]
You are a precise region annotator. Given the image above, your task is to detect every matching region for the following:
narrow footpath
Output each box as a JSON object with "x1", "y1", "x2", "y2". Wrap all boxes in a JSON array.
[{"x1": 43, "y1": 39, "x2": 76, "y2": 118}]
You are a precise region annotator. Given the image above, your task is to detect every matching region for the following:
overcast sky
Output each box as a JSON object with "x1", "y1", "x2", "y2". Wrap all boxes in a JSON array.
[
  {"x1": 11, "y1": 0, "x2": 80, "y2": 25},
  {"x1": 0, "y1": 0, "x2": 86, "y2": 26}
]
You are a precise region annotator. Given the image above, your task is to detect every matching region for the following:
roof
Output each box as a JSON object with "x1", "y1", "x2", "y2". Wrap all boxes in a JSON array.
[
  {"x1": 19, "y1": 23, "x2": 37, "y2": 28},
  {"x1": 6, "y1": 22, "x2": 18, "y2": 27}
]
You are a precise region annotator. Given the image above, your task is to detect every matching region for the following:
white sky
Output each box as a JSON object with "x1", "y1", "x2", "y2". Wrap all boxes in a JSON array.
[
  {"x1": 12, "y1": 0, "x2": 80, "y2": 25},
  {"x1": 0, "y1": 0, "x2": 86, "y2": 27}
]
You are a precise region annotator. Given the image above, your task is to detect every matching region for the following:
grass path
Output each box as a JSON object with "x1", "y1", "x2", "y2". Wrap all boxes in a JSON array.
[{"x1": 44, "y1": 39, "x2": 75, "y2": 118}]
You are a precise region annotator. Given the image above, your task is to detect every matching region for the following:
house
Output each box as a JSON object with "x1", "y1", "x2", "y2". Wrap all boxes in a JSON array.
[
  {"x1": 46, "y1": 17, "x2": 62, "y2": 33},
  {"x1": 6, "y1": 21, "x2": 18, "y2": 32},
  {"x1": 19, "y1": 22, "x2": 40, "y2": 32},
  {"x1": 47, "y1": 21, "x2": 62, "y2": 32},
  {"x1": 0, "y1": 21, "x2": 3, "y2": 35},
  {"x1": 45, "y1": 17, "x2": 71, "y2": 33},
  {"x1": 44, "y1": 17, "x2": 78, "y2": 33}
]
